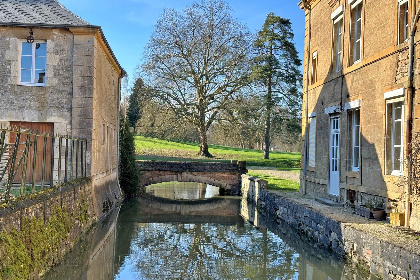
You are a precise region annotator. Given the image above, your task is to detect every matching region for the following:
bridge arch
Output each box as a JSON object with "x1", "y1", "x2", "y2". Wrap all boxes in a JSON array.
[{"x1": 137, "y1": 161, "x2": 247, "y2": 195}]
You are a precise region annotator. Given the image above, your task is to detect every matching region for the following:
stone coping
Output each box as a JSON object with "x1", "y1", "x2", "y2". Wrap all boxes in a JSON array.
[{"x1": 271, "y1": 190, "x2": 420, "y2": 257}]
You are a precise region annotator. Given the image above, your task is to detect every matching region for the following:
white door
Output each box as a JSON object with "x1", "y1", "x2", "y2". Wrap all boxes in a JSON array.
[{"x1": 329, "y1": 116, "x2": 340, "y2": 196}]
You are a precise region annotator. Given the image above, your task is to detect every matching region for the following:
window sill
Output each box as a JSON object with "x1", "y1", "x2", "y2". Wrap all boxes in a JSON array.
[
  {"x1": 307, "y1": 166, "x2": 316, "y2": 172},
  {"x1": 18, "y1": 83, "x2": 46, "y2": 87},
  {"x1": 346, "y1": 171, "x2": 360, "y2": 178},
  {"x1": 390, "y1": 171, "x2": 403, "y2": 177}
]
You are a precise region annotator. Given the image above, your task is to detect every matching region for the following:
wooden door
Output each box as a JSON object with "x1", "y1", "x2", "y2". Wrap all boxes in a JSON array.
[{"x1": 9, "y1": 122, "x2": 54, "y2": 184}]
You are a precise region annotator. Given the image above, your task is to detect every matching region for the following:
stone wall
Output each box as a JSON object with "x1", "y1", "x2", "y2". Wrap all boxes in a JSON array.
[
  {"x1": 0, "y1": 178, "x2": 98, "y2": 278},
  {"x1": 137, "y1": 161, "x2": 247, "y2": 195},
  {"x1": 242, "y1": 175, "x2": 420, "y2": 280}
]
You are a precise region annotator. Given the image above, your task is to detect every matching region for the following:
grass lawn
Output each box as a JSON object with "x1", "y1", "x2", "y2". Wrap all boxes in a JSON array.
[
  {"x1": 135, "y1": 136, "x2": 300, "y2": 171},
  {"x1": 135, "y1": 136, "x2": 301, "y2": 192}
]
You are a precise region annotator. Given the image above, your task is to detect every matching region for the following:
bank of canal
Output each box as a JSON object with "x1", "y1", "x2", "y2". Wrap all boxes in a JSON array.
[{"x1": 42, "y1": 181, "x2": 374, "y2": 280}]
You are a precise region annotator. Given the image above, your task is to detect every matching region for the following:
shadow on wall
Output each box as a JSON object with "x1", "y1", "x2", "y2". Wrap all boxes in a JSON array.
[{"x1": 302, "y1": 58, "x2": 392, "y2": 212}]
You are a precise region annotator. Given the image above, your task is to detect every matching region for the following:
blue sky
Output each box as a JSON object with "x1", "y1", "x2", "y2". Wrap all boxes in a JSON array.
[{"x1": 60, "y1": 0, "x2": 305, "y2": 89}]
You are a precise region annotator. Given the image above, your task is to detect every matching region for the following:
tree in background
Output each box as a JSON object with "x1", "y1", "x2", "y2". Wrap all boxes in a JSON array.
[
  {"x1": 137, "y1": 100, "x2": 200, "y2": 143},
  {"x1": 252, "y1": 13, "x2": 302, "y2": 159},
  {"x1": 142, "y1": 0, "x2": 253, "y2": 157},
  {"x1": 119, "y1": 113, "x2": 139, "y2": 198},
  {"x1": 127, "y1": 78, "x2": 151, "y2": 131}
]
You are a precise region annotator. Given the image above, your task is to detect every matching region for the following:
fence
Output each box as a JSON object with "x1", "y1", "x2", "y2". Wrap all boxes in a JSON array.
[{"x1": 0, "y1": 128, "x2": 87, "y2": 203}]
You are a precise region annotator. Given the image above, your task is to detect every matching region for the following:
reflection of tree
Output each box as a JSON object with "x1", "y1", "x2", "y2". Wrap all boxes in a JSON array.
[{"x1": 118, "y1": 222, "x2": 299, "y2": 279}]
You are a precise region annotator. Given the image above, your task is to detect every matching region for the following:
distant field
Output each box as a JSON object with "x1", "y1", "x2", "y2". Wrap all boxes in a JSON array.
[
  {"x1": 134, "y1": 136, "x2": 301, "y2": 171},
  {"x1": 134, "y1": 136, "x2": 301, "y2": 192}
]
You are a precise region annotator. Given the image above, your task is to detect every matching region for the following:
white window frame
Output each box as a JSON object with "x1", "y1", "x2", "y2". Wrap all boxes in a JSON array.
[
  {"x1": 398, "y1": 0, "x2": 409, "y2": 44},
  {"x1": 311, "y1": 51, "x2": 318, "y2": 84},
  {"x1": 349, "y1": 0, "x2": 363, "y2": 65},
  {"x1": 18, "y1": 40, "x2": 47, "y2": 86},
  {"x1": 332, "y1": 7, "x2": 344, "y2": 72},
  {"x1": 351, "y1": 109, "x2": 360, "y2": 171},
  {"x1": 386, "y1": 98, "x2": 404, "y2": 175},
  {"x1": 308, "y1": 114, "x2": 317, "y2": 168}
]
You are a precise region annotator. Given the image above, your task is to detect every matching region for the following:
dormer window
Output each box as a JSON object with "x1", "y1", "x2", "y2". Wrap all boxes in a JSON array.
[{"x1": 19, "y1": 41, "x2": 46, "y2": 86}]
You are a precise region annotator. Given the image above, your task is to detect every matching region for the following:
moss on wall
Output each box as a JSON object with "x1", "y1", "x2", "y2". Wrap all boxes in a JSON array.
[{"x1": 0, "y1": 192, "x2": 92, "y2": 279}]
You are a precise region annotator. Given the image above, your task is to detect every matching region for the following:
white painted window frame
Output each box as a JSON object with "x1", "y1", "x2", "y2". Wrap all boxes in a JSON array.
[
  {"x1": 332, "y1": 6, "x2": 344, "y2": 72},
  {"x1": 398, "y1": 0, "x2": 409, "y2": 44},
  {"x1": 18, "y1": 40, "x2": 47, "y2": 86},
  {"x1": 349, "y1": 0, "x2": 363, "y2": 65},
  {"x1": 311, "y1": 51, "x2": 318, "y2": 84},
  {"x1": 385, "y1": 97, "x2": 404, "y2": 176},
  {"x1": 351, "y1": 109, "x2": 360, "y2": 171}
]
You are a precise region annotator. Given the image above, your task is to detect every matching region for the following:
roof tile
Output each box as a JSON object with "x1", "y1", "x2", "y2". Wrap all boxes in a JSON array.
[{"x1": 0, "y1": 0, "x2": 90, "y2": 26}]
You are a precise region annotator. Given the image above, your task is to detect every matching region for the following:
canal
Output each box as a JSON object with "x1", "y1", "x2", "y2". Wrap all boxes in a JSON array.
[{"x1": 42, "y1": 182, "x2": 372, "y2": 280}]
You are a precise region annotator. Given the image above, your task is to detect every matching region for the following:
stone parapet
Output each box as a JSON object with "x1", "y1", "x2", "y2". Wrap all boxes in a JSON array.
[{"x1": 242, "y1": 174, "x2": 420, "y2": 280}]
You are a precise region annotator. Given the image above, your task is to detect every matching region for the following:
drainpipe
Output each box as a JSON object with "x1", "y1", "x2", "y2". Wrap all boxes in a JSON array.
[
  {"x1": 405, "y1": 3, "x2": 420, "y2": 228},
  {"x1": 300, "y1": 0, "x2": 311, "y2": 195}
]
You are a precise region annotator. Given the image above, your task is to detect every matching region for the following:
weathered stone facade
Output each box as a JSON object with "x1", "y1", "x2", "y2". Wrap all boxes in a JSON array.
[
  {"x1": 0, "y1": 1, "x2": 125, "y2": 219},
  {"x1": 299, "y1": 0, "x2": 420, "y2": 230}
]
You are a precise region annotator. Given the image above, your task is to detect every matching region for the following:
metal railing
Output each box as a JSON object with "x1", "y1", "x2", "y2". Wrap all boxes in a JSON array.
[{"x1": 0, "y1": 128, "x2": 87, "y2": 203}]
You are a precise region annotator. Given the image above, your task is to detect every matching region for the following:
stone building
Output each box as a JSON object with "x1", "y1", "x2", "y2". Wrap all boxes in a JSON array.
[
  {"x1": 299, "y1": 0, "x2": 420, "y2": 230},
  {"x1": 0, "y1": 0, "x2": 125, "y2": 218}
]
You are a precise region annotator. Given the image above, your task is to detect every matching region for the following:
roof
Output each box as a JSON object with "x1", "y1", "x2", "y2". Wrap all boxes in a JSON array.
[
  {"x1": 0, "y1": 0, "x2": 90, "y2": 26},
  {"x1": 0, "y1": 0, "x2": 125, "y2": 77}
]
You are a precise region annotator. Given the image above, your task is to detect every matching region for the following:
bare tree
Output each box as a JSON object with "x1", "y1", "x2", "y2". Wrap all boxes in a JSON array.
[{"x1": 142, "y1": 0, "x2": 253, "y2": 157}]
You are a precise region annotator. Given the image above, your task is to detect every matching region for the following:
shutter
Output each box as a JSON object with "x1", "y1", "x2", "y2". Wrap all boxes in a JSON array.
[{"x1": 308, "y1": 117, "x2": 316, "y2": 167}]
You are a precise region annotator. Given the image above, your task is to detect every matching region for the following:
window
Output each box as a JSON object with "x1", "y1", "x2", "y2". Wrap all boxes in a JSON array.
[
  {"x1": 311, "y1": 51, "x2": 318, "y2": 84},
  {"x1": 308, "y1": 115, "x2": 316, "y2": 167},
  {"x1": 386, "y1": 100, "x2": 404, "y2": 175},
  {"x1": 19, "y1": 41, "x2": 46, "y2": 86},
  {"x1": 398, "y1": 0, "x2": 409, "y2": 44},
  {"x1": 348, "y1": 109, "x2": 360, "y2": 171},
  {"x1": 349, "y1": 0, "x2": 363, "y2": 65},
  {"x1": 331, "y1": 6, "x2": 343, "y2": 72}
]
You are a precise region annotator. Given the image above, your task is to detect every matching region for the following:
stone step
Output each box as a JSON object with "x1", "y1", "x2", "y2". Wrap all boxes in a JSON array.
[{"x1": 315, "y1": 197, "x2": 344, "y2": 207}]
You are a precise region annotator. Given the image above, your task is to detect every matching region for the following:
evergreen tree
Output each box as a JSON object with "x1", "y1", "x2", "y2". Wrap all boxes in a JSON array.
[
  {"x1": 119, "y1": 113, "x2": 139, "y2": 198},
  {"x1": 252, "y1": 13, "x2": 302, "y2": 159}
]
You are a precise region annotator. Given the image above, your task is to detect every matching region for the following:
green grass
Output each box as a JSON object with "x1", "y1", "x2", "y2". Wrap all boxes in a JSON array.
[
  {"x1": 135, "y1": 136, "x2": 300, "y2": 171},
  {"x1": 247, "y1": 172, "x2": 299, "y2": 192}
]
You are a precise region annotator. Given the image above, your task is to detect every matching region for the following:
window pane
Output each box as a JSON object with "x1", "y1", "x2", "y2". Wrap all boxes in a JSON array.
[
  {"x1": 35, "y1": 43, "x2": 46, "y2": 56},
  {"x1": 394, "y1": 147, "x2": 401, "y2": 171},
  {"x1": 21, "y1": 69, "x2": 31, "y2": 82},
  {"x1": 22, "y1": 42, "x2": 32, "y2": 55},
  {"x1": 35, "y1": 70, "x2": 46, "y2": 84},
  {"x1": 395, "y1": 105, "x2": 402, "y2": 120},
  {"x1": 354, "y1": 147, "x2": 360, "y2": 168},
  {"x1": 354, "y1": 127, "x2": 360, "y2": 146},
  {"x1": 355, "y1": 40, "x2": 361, "y2": 62},
  {"x1": 394, "y1": 120, "x2": 402, "y2": 145},
  {"x1": 21, "y1": 56, "x2": 32, "y2": 69},
  {"x1": 35, "y1": 56, "x2": 46, "y2": 70}
]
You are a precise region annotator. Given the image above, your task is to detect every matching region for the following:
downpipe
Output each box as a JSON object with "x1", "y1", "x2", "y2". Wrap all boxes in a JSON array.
[{"x1": 405, "y1": 3, "x2": 420, "y2": 228}]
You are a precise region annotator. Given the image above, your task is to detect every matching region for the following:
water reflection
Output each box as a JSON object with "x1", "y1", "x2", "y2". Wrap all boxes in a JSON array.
[
  {"x1": 42, "y1": 184, "x2": 373, "y2": 280},
  {"x1": 146, "y1": 181, "x2": 220, "y2": 200}
]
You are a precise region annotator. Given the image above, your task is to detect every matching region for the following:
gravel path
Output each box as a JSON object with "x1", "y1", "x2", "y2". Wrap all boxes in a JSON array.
[{"x1": 247, "y1": 166, "x2": 300, "y2": 182}]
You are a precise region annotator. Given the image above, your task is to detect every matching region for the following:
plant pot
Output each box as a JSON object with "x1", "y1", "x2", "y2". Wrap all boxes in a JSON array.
[
  {"x1": 355, "y1": 205, "x2": 372, "y2": 219},
  {"x1": 371, "y1": 209, "x2": 386, "y2": 221}
]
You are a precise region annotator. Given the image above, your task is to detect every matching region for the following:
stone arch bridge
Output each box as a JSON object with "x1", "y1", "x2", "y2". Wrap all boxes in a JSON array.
[{"x1": 137, "y1": 161, "x2": 247, "y2": 195}]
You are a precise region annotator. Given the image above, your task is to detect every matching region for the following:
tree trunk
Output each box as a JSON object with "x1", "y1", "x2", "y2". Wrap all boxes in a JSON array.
[
  {"x1": 263, "y1": 78, "x2": 272, "y2": 160},
  {"x1": 198, "y1": 123, "x2": 212, "y2": 157}
]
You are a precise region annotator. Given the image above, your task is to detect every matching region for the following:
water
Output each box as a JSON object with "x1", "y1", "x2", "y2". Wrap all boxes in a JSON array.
[{"x1": 43, "y1": 182, "x2": 371, "y2": 280}]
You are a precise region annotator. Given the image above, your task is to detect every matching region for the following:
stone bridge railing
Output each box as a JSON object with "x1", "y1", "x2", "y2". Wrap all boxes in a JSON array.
[{"x1": 137, "y1": 160, "x2": 247, "y2": 195}]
